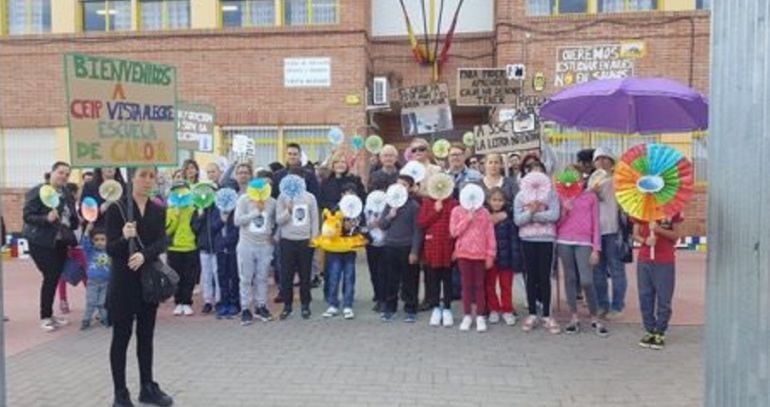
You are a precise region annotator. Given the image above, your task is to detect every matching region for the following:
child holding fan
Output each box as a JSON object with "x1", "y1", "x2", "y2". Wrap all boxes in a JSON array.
[{"x1": 485, "y1": 187, "x2": 521, "y2": 326}]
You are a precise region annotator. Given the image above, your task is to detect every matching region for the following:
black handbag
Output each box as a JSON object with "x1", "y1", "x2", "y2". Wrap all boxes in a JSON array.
[{"x1": 140, "y1": 259, "x2": 179, "y2": 304}]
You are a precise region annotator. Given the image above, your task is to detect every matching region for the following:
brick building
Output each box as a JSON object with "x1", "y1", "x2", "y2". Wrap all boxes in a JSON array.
[{"x1": 0, "y1": 0, "x2": 710, "y2": 236}]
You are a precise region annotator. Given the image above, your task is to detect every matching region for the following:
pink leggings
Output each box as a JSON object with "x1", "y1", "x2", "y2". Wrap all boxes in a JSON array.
[{"x1": 458, "y1": 259, "x2": 486, "y2": 316}]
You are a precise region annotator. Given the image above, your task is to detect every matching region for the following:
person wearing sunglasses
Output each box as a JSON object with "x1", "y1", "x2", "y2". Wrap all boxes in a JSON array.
[{"x1": 408, "y1": 138, "x2": 442, "y2": 198}]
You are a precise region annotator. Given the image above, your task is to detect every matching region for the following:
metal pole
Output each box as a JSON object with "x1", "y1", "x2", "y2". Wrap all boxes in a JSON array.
[{"x1": 706, "y1": 1, "x2": 770, "y2": 405}]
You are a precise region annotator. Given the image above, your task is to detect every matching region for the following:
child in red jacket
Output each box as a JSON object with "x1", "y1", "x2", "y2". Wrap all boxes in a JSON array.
[{"x1": 417, "y1": 195, "x2": 458, "y2": 327}]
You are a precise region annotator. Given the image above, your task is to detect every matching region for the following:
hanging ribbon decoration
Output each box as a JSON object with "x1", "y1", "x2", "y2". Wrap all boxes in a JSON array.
[{"x1": 398, "y1": 0, "x2": 464, "y2": 82}]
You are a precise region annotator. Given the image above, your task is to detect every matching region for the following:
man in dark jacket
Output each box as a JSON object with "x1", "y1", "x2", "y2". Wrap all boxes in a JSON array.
[{"x1": 272, "y1": 143, "x2": 320, "y2": 198}]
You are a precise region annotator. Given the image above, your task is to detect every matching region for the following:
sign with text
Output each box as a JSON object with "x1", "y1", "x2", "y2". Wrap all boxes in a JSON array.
[
  {"x1": 284, "y1": 57, "x2": 331, "y2": 87},
  {"x1": 474, "y1": 108, "x2": 541, "y2": 155},
  {"x1": 177, "y1": 102, "x2": 216, "y2": 152},
  {"x1": 457, "y1": 68, "x2": 522, "y2": 106},
  {"x1": 64, "y1": 53, "x2": 178, "y2": 168},
  {"x1": 554, "y1": 42, "x2": 644, "y2": 87},
  {"x1": 398, "y1": 83, "x2": 453, "y2": 136}
]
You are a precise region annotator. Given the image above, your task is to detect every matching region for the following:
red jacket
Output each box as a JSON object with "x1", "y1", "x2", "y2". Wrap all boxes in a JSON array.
[{"x1": 417, "y1": 197, "x2": 457, "y2": 268}]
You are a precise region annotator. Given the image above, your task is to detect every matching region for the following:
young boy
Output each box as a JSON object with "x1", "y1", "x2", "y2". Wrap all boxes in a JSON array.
[
  {"x1": 211, "y1": 205, "x2": 240, "y2": 319},
  {"x1": 323, "y1": 184, "x2": 365, "y2": 320},
  {"x1": 192, "y1": 198, "x2": 220, "y2": 315},
  {"x1": 379, "y1": 175, "x2": 423, "y2": 323},
  {"x1": 634, "y1": 213, "x2": 683, "y2": 350},
  {"x1": 81, "y1": 225, "x2": 111, "y2": 330},
  {"x1": 276, "y1": 169, "x2": 319, "y2": 320}
]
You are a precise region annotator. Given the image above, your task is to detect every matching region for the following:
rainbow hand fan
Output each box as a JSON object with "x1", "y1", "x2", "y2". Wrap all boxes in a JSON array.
[{"x1": 554, "y1": 169, "x2": 583, "y2": 200}]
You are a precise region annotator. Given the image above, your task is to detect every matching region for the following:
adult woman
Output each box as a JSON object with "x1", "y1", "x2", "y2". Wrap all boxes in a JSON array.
[
  {"x1": 106, "y1": 167, "x2": 173, "y2": 407},
  {"x1": 409, "y1": 138, "x2": 442, "y2": 197},
  {"x1": 319, "y1": 152, "x2": 365, "y2": 211},
  {"x1": 482, "y1": 153, "x2": 518, "y2": 203},
  {"x1": 181, "y1": 159, "x2": 200, "y2": 185},
  {"x1": 234, "y1": 162, "x2": 253, "y2": 194},
  {"x1": 81, "y1": 167, "x2": 126, "y2": 227},
  {"x1": 23, "y1": 161, "x2": 79, "y2": 331}
]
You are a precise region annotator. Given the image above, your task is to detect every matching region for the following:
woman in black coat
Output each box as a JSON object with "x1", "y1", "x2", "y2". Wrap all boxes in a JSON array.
[
  {"x1": 319, "y1": 154, "x2": 365, "y2": 211},
  {"x1": 23, "y1": 161, "x2": 78, "y2": 331},
  {"x1": 80, "y1": 167, "x2": 126, "y2": 228},
  {"x1": 106, "y1": 167, "x2": 173, "y2": 407}
]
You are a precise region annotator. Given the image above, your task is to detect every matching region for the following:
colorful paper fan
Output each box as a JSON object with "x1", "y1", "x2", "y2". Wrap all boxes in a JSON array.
[
  {"x1": 339, "y1": 195, "x2": 363, "y2": 218},
  {"x1": 385, "y1": 183, "x2": 408, "y2": 209},
  {"x1": 39, "y1": 185, "x2": 60, "y2": 209},
  {"x1": 519, "y1": 171, "x2": 553, "y2": 204},
  {"x1": 432, "y1": 139, "x2": 451, "y2": 159},
  {"x1": 81, "y1": 196, "x2": 99, "y2": 222},
  {"x1": 168, "y1": 187, "x2": 193, "y2": 208},
  {"x1": 427, "y1": 173, "x2": 455, "y2": 201},
  {"x1": 99, "y1": 180, "x2": 123, "y2": 203},
  {"x1": 279, "y1": 174, "x2": 306, "y2": 200},
  {"x1": 462, "y1": 131, "x2": 475, "y2": 147},
  {"x1": 365, "y1": 190, "x2": 387, "y2": 213},
  {"x1": 588, "y1": 169, "x2": 609, "y2": 190},
  {"x1": 328, "y1": 127, "x2": 344, "y2": 145},
  {"x1": 247, "y1": 178, "x2": 272, "y2": 202},
  {"x1": 400, "y1": 160, "x2": 426, "y2": 184},
  {"x1": 191, "y1": 183, "x2": 216, "y2": 210},
  {"x1": 614, "y1": 143, "x2": 694, "y2": 222},
  {"x1": 351, "y1": 135, "x2": 365, "y2": 151},
  {"x1": 216, "y1": 188, "x2": 239, "y2": 212},
  {"x1": 459, "y1": 184, "x2": 485, "y2": 211},
  {"x1": 554, "y1": 169, "x2": 583, "y2": 199},
  {"x1": 365, "y1": 135, "x2": 383, "y2": 154}
]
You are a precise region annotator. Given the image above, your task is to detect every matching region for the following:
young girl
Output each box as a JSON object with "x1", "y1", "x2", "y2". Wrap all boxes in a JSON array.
[
  {"x1": 486, "y1": 187, "x2": 521, "y2": 326},
  {"x1": 450, "y1": 188, "x2": 496, "y2": 332},
  {"x1": 166, "y1": 181, "x2": 199, "y2": 316},
  {"x1": 417, "y1": 187, "x2": 458, "y2": 327},
  {"x1": 514, "y1": 161, "x2": 561, "y2": 334},
  {"x1": 556, "y1": 181, "x2": 608, "y2": 337}
]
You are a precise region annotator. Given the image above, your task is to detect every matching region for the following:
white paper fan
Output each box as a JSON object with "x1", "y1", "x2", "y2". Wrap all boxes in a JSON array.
[
  {"x1": 365, "y1": 190, "x2": 387, "y2": 213},
  {"x1": 459, "y1": 184, "x2": 485, "y2": 211},
  {"x1": 385, "y1": 183, "x2": 408, "y2": 209},
  {"x1": 339, "y1": 194, "x2": 363, "y2": 218},
  {"x1": 400, "y1": 160, "x2": 426, "y2": 184}
]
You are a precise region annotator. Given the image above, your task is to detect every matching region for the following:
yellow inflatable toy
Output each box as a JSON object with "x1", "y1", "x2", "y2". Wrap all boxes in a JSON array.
[{"x1": 311, "y1": 209, "x2": 367, "y2": 253}]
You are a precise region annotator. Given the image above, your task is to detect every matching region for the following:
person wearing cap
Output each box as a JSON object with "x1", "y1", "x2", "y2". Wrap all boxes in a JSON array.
[{"x1": 591, "y1": 147, "x2": 627, "y2": 319}]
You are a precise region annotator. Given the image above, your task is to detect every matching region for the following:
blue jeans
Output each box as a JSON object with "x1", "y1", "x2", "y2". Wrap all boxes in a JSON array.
[
  {"x1": 326, "y1": 252, "x2": 356, "y2": 309},
  {"x1": 593, "y1": 234, "x2": 627, "y2": 312},
  {"x1": 637, "y1": 262, "x2": 675, "y2": 334},
  {"x1": 83, "y1": 279, "x2": 109, "y2": 324}
]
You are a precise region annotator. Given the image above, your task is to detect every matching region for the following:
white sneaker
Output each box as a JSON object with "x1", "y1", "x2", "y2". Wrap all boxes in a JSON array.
[
  {"x1": 502, "y1": 312, "x2": 517, "y2": 326},
  {"x1": 488, "y1": 311, "x2": 500, "y2": 324},
  {"x1": 429, "y1": 308, "x2": 442, "y2": 326},
  {"x1": 52, "y1": 316, "x2": 69, "y2": 327},
  {"x1": 343, "y1": 308, "x2": 355, "y2": 320},
  {"x1": 41, "y1": 318, "x2": 57, "y2": 332},
  {"x1": 459, "y1": 315, "x2": 473, "y2": 331},
  {"x1": 442, "y1": 309, "x2": 454, "y2": 327},
  {"x1": 323, "y1": 306, "x2": 339, "y2": 318},
  {"x1": 182, "y1": 305, "x2": 195, "y2": 316},
  {"x1": 476, "y1": 316, "x2": 487, "y2": 332},
  {"x1": 173, "y1": 304, "x2": 184, "y2": 316}
]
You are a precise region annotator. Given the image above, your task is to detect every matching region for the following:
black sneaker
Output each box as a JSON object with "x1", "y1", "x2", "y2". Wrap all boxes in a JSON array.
[
  {"x1": 650, "y1": 333, "x2": 666, "y2": 350},
  {"x1": 113, "y1": 388, "x2": 134, "y2": 407},
  {"x1": 564, "y1": 320, "x2": 580, "y2": 334},
  {"x1": 279, "y1": 309, "x2": 292, "y2": 320},
  {"x1": 310, "y1": 276, "x2": 321, "y2": 288},
  {"x1": 240, "y1": 310, "x2": 254, "y2": 326},
  {"x1": 138, "y1": 382, "x2": 173, "y2": 407},
  {"x1": 301, "y1": 307, "x2": 311, "y2": 320},
  {"x1": 201, "y1": 303, "x2": 214, "y2": 314},
  {"x1": 638, "y1": 332, "x2": 656, "y2": 348},
  {"x1": 591, "y1": 321, "x2": 609, "y2": 338},
  {"x1": 256, "y1": 306, "x2": 273, "y2": 322}
]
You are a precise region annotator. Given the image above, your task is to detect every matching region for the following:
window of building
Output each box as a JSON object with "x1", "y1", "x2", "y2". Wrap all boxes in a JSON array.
[
  {"x1": 283, "y1": 127, "x2": 333, "y2": 163},
  {"x1": 526, "y1": 0, "x2": 553, "y2": 16},
  {"x1": 140, "y1": 0, "x2": 190, "y2": 30},
  {"x1": 558, "y1": 0, "x2": 588, "y2": 14},
  {"x1": 1, "y1": 129, "x2": 57, "y2": 188},
  {"x1": 284, "y1": 0, "x2": 338, "y2": 26},
  {"x1": 599, "y1": 0, "x2": 657, "y2": 12},
  {"x1": 696, "y1": 0, "x2": 710, "y2": 10},
  {"x1": 6, "y1": 0, "x2": 51, "y2": 35},
  {"x1": 82, "y1": 0, "x2": 132, "y2": 32},
  {"x1": 221, "y1": 126, "x2": 334, "y2": 167},
  {"x1": 221, "y1": 0, "x2": 275, "y2": 28},
  {"x1": 526, "y1": 0, "x2": 588, "y2": 16}
]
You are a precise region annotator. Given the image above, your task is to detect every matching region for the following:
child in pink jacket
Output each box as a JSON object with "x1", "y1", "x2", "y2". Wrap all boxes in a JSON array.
[{"x1": 450, "y1": 203, "x2": 496, "y2": 333}]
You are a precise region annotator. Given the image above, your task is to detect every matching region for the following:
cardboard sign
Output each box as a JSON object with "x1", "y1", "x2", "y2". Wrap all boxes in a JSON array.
[
  {"x1": 554, "y1": 43, "x2": 644, "y2": 87},
  {"x1": 177, "y1": 102, "x2": 215, "y2": 152},
  {"x1": 64, "y1": 53, "x2": 178, "y2": 168},
  {"x1": 398, "y1": 83, "x2": 453, "y2": 136},
  {"x1": 474, "y1": 108, "x2": 541, "y2": 155},
  {"x1": 457, "y1": 68, "x2": 522, "y2": 106}
]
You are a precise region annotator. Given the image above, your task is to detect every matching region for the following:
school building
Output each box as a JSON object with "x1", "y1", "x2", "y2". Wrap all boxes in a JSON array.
[{"x1": 0, "y1": 0, "x2": 710, "y2": 237}]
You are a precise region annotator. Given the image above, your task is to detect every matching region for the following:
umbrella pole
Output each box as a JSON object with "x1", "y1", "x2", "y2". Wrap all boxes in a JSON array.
[{"x1": 650, "y1": 228, "x2": 656, "y2": 261}]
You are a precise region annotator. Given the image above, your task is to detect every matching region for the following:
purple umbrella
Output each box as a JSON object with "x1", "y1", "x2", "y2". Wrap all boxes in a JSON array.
[{"x1": 540, "y1": 77, "x2": 708, "y2": 134}]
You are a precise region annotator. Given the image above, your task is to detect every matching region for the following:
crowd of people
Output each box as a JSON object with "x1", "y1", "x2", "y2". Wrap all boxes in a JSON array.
[{"x1": 19, "y1": 138, "x2": 684, "y2": 407}]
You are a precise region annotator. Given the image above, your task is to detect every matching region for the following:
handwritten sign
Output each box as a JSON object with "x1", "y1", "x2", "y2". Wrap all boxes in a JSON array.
[
  {"x1": 398, "y1": 83, "x2": 453, "y2": 136},
  {"x1": 554, "y1": 42, "x2": 644, "y2": 87},
  {"x1": 177, "y1": 102, "x2": 215, "y2": 152},
  {"x1": 457, "y1": 68, "x2": 521, "y2": 106},
  {"x1": 474, "y1": 108, "x2": 541, "y2": 155},
  {"x1": 64, "y1": 53, "x2": 178, "y2": 168}
]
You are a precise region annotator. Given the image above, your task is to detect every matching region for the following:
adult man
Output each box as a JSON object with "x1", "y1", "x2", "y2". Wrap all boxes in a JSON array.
[
  {"x1": 446, "y1": 144, "x2": 482, "y2": 198},
  {"x1": 591, "y1": 147, "x2": 627, "y2": 318},
  {"x1": 368, "y1": 144, "x2": 399, "y2": 192},
  {"x1": 272, "y1": 143, "x2": 320, "y2": 198}
]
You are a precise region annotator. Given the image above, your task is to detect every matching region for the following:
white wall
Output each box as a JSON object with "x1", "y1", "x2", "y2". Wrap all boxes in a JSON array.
[
  {"x1": 2, "y1": 128, "x2": 57, "y2": 188},
  {"x1": 372, "y1": 0, "x2": 494, "y2": 37}
]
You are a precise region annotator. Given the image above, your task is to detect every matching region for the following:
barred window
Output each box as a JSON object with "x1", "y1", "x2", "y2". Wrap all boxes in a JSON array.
[
  {"x1": 82, "y1": 0, "x2": 132, "y2": 32},
  {"x1": 221, "y1": 0, "x2": 275, "y2": 28},
  {"x1": 141, "y1": 0, "x2": 190, "y2": 31}
]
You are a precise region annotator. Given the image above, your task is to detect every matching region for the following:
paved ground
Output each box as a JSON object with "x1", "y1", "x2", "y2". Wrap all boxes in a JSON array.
[{"x1": 2, "y1": 253, "x2": 705, "y2": 406}]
